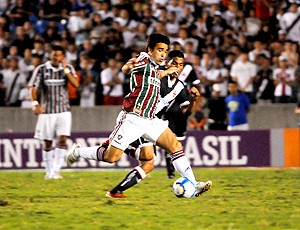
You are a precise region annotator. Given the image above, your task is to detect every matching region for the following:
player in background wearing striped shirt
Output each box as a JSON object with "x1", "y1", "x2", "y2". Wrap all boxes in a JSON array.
[
  {"x1": 29, "y1": 45, "x2": 79, "y2": 179},
  {"x1": 67, "y1": 33, "x2": 212, "y2": 197}
]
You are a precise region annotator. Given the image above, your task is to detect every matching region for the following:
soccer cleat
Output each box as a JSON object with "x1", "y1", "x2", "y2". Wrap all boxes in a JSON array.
[
  {"x1": 44, "y1": 174, "x2": 53, "y2": 180},
  {"x1": 195, "y1": 180, "x2": 212, "y2": 197},
  {"x1": 53, "y1": 173, "x2": 63, "y2": 179},
  {"x1": 105, "y1": 191, "x2": 127, "y2": 198},
  {"x1": 66, "y1": 142, "x2": 81, "y2": 166}
]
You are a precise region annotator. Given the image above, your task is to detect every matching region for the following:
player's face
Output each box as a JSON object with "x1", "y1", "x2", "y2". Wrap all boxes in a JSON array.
[
  {"x1": 170, "y1": 57, "x2": 184, "y2": 73},
  {"x1": 148, "y1": 43, "x2": 169, "y2": 64},
  {"x1": 50, "y1": 50, "x2": 64, "y2": 67}
]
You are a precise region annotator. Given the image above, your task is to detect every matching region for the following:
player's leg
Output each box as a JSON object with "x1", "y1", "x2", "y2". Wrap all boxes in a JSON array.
[
  {"x1": 43, "y1": 140, "x2": 54, "y2": 179},
  {"x1": 107, "y1": 144, "x2": 155, "y2": 198},
  {"x1": 165, "y1": 151, "x2": 175, "y2": 179},
  {"x1": 156, "y1": 127, "x2": 196, "y2": 182},
  {"x1": 67, "y1": 111, "x2": 144, "y2": 165},
  {"x1": 53, "y1": 112, "x2": 71, "y2": 179},
  {"x1": 156, "y1": 128, "x2": 212, "y2": 196},
  {"x1": 52, "y1": 135, "x2": 68, "y2": 179},
  {"x1": 34, "y1": 114, "x2": 55, "y2": 179}
]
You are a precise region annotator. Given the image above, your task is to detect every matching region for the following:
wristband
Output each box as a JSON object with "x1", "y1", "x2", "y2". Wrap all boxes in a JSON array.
[
  {"x1": 64, "y1": 68, "x2": 71, "y2": 74},
  {"x1": 32, "y1": 101, "x2": 39, "y2": 110}
]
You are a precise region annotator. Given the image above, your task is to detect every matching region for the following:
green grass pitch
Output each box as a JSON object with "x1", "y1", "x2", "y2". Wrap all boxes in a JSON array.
[{"x1": 0, "y1": 168, "x2": 299, "y2": 230}]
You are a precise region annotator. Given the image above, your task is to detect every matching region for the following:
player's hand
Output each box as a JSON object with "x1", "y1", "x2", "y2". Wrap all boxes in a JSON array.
[
  {"x1": 60, "y1": 57, "x2": 67, "y2": 69},
  {"x1": 33, "y1": 104, "x2": 44, "y2": 115},
  {"x1": 122, "y1": 58, "x2": 136, "y2": 74},
  {"x1": 190, "y1": 86, "x2": 200, "y2": 101},
  {"x1": 167, "y1": 67, "x2": 179, "y2": 77},
  {"x1": 295, "y1": 107, "x2": 300, "y2": 114}
]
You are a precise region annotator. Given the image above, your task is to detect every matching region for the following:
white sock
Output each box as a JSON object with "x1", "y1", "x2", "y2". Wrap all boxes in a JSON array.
[
  {"x1": 43, "y1": 149, "x2": 54, "y2": 176},
  {"x1": 53, "y1": 147, "x2": 67, "y2": 175},
  {"x1": 75, "y1": 146, "x2": 103, "y2": 161},
  {"x1": 134, "y1": 166, "x2": 147, "y2": 183},
  {"x1": 171, "y1": 150, "x2": 196, "y2": 183}
]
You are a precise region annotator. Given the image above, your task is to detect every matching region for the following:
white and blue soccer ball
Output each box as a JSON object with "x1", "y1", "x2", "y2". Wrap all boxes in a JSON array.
[{"x1": 172, "y1": 177, "x2": 197, "y2": 198}]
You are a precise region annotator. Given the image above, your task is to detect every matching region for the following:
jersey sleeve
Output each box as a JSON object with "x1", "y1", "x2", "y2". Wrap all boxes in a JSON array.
[{"x1": 28, "y1": 65, "x2": 42, "y2": 88}]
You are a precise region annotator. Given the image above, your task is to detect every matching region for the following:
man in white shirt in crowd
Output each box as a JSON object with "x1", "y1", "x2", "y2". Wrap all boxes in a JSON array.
[{"x1": 230, "y1": 52, "x2": 257, "y2": 103}]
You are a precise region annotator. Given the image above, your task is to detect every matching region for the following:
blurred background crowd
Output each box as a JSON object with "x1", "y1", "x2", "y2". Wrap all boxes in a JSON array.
[{"x1": 0, "y1": 0, "x2": 299, "y2": 111}]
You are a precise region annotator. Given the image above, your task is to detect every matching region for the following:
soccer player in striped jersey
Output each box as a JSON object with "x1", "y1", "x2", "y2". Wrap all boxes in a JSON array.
[
  {"x1": 29, "y1": 45, "x2": 79, "y2": 179},
  {"x1": 67, "y1": 34, "x2": 211, "y2": 197},
  {"x1": 106, "y1": 50, "x2": 210, "y2": 198}
]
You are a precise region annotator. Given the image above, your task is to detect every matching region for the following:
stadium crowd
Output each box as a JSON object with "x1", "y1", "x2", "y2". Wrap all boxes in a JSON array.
[{"x1": 0, "y1": 0, "x2": 299, "y2": 112}]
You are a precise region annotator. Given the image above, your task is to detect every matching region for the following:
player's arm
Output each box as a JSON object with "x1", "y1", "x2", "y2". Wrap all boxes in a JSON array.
[
  {"x1": 184, "y1": 87, "x2": 201, "y2": 115},
  {"x1": 122, "y1": 58, "x2": 136, "y2": 74},
  {"x1": 158, "y1": 67, "x2": 179, "y2": 79},
  {"x1": 29, "y1": 66, "x2": 44, "y2": 115},
  {"x1": 61, "y1": 57, "x2": 79, "y2": 88}
]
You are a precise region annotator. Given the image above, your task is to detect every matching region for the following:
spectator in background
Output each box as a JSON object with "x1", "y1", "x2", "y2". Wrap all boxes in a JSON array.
[
  {"x1": 252, "y1": 0, "x2": 273, "y2": 23},
  {"x1": 273, "y1": 55, "x2": 295, "y2": 103},
  {"x1": 226, "y1": 80, "x2": 251, "y2": 131},
  {"x1": 31, "y1": 39, "x2": 45, "y2": 58},
  {"x1": 18, "y1": 48, "x2": 35, "y2": 79},
  {"x1": 206, "y1": 84, "x2": 227, "y2": 130},
  {"x1": 230, "y1": 52, "x2": 257, "y2": 103},
  {"x1": 5, "y1": 0, "x2": 34, "y2": 27},
  {"x1": 65, "y1": 43, "x2": 78, "y2": 64},
  {"x1": 38, "y1": 0, "x2": 67, "y2": 22},
  {"x1": 79, "y1": 73, "x2": 96, "y2": 108},
  {"x1": 18, "y1": 76, "x2": 32, "y2": 108},
  {"x1": 281, "y1": 40, "x2": 299, "y2": 71},
  {"x1": 255, "y1": 54, "x2": 275, "y2": 103},
  {"x1": 294, "y1": 65, "x2": 300, "y2": 112},
  {"x1": 204, "y1": 56, "x2": 228, "y2": 99},
  {"x1": 0, "y1": 71, "x2": 5, "y2": 106},
  {"x1": 11, "y1": 26, "x2": 34, "y2": 57},
  {"x1": 101, "y1": 57, "x2": 124, "y2": 105},
  {"x1": 2, "y1": 57, "x2": 26, "y2": 106},
  {"x1": 243, "y1": 8, "x2": 261, "y2": 41},
  {"x1": 67, "y1": 7, "x2": 90, "y2": 46},
  {"x1": 279, "y1": 1, "x2": 300, "y2": 45},
  {"x1": 248, "y1": 40, "x2": 270, "y2": 64}
]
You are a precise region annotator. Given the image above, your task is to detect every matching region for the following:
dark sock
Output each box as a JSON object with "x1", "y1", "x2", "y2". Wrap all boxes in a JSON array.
[
  {"x1": 165, "y1": 151, "x2": 175, "y2": 177},
  {"x1": 110, "y1": 169, "x2": 142, "y2": 194}
]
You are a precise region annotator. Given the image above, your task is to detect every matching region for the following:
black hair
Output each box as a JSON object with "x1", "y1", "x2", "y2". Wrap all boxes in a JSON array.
[
  {"x1": 52, "y1": 45, "x2": 65, "y2": 55},
  {"x1": 228, "y1": 78, "x2": 237, "y2": 84},
  {"x1": 168, "y1": 50, "x2": 184, "y2": 59},
  {"x1": 146, "y1": 33, "x2": 170, "y2": 52}
]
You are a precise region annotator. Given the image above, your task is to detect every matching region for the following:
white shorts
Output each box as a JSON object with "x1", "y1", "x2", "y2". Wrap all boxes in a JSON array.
[
  {"x1": 34, "y1": 112, "x2": 72, "y2": 141},
  {"x1": 227, "y1": 123, "x2": 249, "y2": 131},
  {"x1": 109, "y1": 110, "x2": 168, "y2": 150}
]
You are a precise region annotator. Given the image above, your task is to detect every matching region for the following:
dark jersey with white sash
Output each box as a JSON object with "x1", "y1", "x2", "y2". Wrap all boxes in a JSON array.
[
  {"x1": 157, "y1": 76, "x2": 191, "y2": 139},
  {"x1": 178, "y1": 62, "x2": 200, "y2": 88}
]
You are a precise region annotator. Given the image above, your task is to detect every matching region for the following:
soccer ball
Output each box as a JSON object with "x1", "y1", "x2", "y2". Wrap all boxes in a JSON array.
[{"x1": 172, "y1": 177, "x2": 197, "y2": 198}]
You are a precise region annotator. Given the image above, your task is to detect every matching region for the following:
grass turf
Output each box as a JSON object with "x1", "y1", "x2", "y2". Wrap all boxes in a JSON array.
[{"x1": 0, "y1": 168, "x2": 299, "y2": 230}]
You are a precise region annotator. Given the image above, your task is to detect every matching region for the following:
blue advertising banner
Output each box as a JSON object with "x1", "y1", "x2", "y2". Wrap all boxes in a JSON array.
[{"x1": 0, "y1": 130, "x2": 270, "y2": 170}]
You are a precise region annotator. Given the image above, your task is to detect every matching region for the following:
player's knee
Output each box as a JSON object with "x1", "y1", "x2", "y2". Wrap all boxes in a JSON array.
[{"x1": 103, "y1": 147, "x2": 123, "y2": 163}]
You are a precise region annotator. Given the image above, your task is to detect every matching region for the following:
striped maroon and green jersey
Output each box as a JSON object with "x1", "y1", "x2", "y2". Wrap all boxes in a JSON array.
[
  {"x1": 29, "y1": 61, "x2": 77, "y2": 114},
  {"x1": 123, "y1": 56, "x2": 161, "y2": 119}
]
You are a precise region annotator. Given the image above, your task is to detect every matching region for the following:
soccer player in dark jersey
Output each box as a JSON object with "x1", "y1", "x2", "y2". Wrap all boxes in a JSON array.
[
  {"x1": 29, "y1": 45, "x2": 79, "y2": 179},
  {"x1": 66, "y1": 33, "x2": 212, "y2": 198}
]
